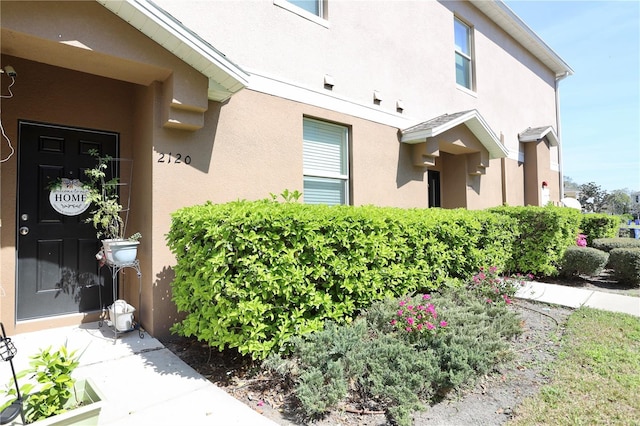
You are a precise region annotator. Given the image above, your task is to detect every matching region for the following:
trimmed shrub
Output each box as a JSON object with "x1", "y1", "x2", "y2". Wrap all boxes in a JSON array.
[
  {"x1": 592, "y1": 238, "x2": 640, "y2": 252},
  {"x1": 609, "y1": 248, "x2": 640, "y2": 285},
  {"x1": 579, "y1": 214, "x2": 620, "y2": 246},
  {"x1": 265, "y1": 286, "x2": 521, "y2": 426},
  {"x1": 167, "y1": 200, "x2": 517, "y2": 359},
  {"x1": 559, "y1": 246, "x2": 609, "y2": 277},
  {"x1": 489, "y1": 206, "x2": 582, "y2": 275}
]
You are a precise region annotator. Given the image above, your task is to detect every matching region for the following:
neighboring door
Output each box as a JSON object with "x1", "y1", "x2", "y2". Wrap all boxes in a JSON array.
[
  {"x1": 428, "y1": 170, "x2": 441, "y2": 208},
  {"x1": 17, "y1": 121, "x2": 118, "y2": 320}
]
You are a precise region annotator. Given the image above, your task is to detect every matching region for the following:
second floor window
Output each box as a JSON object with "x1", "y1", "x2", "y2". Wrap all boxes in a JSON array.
[
  {"x1": 288, "y1": 0, "x2": 322, "y2": 17},
  {"x1": 454, "y1": 17, "x2": 474, "y2": 90}
]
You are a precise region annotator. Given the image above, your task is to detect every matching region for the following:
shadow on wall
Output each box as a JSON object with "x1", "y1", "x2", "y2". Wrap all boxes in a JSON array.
[
  {"x1": 154, "y1": 100, "x2": 228, "y2": 175},
  {"x1": 153, "y1": 265, "x2": 183, "y2": 337},
  {"x1": 396, "y1": 134, "x2": 425, "y2": 189}
]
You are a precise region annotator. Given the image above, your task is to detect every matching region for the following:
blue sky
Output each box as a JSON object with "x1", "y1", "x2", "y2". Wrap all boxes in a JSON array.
[{"x1": 505, "y1": 0, "x2": 640, "y2": 193}]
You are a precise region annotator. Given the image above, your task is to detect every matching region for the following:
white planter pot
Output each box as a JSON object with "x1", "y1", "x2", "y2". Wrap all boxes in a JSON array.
[
  {"x1": 102, "y1": 239, "x2": 139, "y2": 265},
  {"x1": 108, "y1": 299, "x2": 136, "y2": 331},
  {"x1": 14, "y1": 378, "x2": 104, "y2": 426}
]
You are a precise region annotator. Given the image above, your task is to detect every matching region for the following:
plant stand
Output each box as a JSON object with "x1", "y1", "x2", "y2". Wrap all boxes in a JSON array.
[{"x1": 98, "y1": 259, "x2": 144, "y2": 342}]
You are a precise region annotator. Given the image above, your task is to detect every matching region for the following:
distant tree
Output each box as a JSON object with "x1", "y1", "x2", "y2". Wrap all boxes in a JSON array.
[
  {"x1": 578, "y1": 182, "x2": 608, "y2": 213},
  {"x1": 563, "y1": 176, "x2": 580, "y2": 193},
  {"x1": 605, "y1": 190, "x2": 631, "y2": 215}
]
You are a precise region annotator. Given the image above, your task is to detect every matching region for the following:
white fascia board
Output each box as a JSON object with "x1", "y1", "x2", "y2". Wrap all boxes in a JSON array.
[
  {"x1": 471, "y1": 0, "x2": 573, "y2": 78},
  {"x1": 97, "y1": 0, "x2": 249, "y2": 101}
]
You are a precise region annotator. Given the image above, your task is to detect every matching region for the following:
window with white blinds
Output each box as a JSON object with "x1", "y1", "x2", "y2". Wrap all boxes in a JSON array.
[{"x1": 303, "y1": 118, "x2": 349, "y2": 205}]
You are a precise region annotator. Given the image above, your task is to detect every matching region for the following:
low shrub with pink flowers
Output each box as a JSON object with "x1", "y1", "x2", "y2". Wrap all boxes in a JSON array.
[
  {"x1": 467, "y1": 266, "x2": 530, "y2": 305},
  {"x1": 390, "y1": 294, "x2": 447, "y2": 341},
  {"x1": 267, "y1": 284, "x2": 523, "y2": 426}
]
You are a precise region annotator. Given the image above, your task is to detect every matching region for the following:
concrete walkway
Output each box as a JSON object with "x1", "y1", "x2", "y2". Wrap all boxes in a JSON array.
[
  {"x1": 0, "y1": 324, "x2": 277, "y2": 425},
  {"x1": 516, "y1": 281, "x2": 639, "y2": 317},
  {"x1": 0, "y1": 283, "x2": 637, "y2": 426}
]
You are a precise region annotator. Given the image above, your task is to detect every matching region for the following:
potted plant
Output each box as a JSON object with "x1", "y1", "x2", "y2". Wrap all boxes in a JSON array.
[
  {"x1": 83, "y1": 149, "x2": 141, "y2": 265},
  {"x1": 0, "y1": 345, "x2": 104, "y2": 425}
]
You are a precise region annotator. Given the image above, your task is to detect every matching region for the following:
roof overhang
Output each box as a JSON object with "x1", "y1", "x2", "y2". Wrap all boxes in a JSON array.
[
  {"x1": 96, "y1": 0, "x2": 249, "y2": 102},
  {"x1": 470, "y1": 0, "x2": 574, "y2": 78},
  {"x1": 519, "y1": 126, "x2": 559, "y2": 146},
  {"x1": 401, "y1": 110, "x2": 509, "y2": 159}
]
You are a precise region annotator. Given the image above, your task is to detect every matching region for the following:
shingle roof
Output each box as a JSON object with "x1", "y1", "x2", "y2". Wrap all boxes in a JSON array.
[
  {"x1": 401, "y1": 109, "x2": 508, "y2": 159},
  {"x1": 519, "y1": 126, "x2": 558, "y2": 146}
]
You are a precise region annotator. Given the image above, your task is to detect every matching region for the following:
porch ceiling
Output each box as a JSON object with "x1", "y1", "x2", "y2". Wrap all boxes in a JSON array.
[
  {"x1": 400, "y1": 109, "x2": 509, "y2": 159},
  {"x1": 96, "y1": 0, "x2": 249, "y2": 102}
]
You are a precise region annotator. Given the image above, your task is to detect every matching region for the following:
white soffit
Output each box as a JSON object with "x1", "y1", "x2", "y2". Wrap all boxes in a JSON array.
[
  {"x1": 401, "y1": 110, "x2": 509, "y2": 159},
  {"x1": 96, "y1": 0, "x2": 249, "y2": 102},
  {"x1": 470, "y1": 0, "x2": 574, "y2": 78}
]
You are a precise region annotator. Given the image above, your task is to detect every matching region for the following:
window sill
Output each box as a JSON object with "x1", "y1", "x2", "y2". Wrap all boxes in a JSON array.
[
  {"x1": 273, "y1": 0, "x2": 331, "y2": 28},
  {"x1": 456, "y1": 84, "x2": 477, "y2": 98}
]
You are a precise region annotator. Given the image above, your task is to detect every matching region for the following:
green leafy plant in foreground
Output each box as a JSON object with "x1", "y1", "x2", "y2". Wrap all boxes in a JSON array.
[{"x1": 1, "y1": 345, "x2": 81, "y2": 423}]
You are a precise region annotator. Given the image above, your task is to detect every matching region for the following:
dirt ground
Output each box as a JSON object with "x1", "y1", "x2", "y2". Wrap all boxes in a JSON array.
[{"x1": 161, "y1": 272, "x2": 638, "y2": 425}]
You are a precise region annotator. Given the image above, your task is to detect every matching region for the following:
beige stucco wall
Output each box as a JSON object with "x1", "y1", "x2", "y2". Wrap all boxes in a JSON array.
[
  {"x1": 155, "y1": 0, "x2": 560, "y2": 165},
  {"x1": 0, "y1": 0, "x2": 566, "y2": 337}
]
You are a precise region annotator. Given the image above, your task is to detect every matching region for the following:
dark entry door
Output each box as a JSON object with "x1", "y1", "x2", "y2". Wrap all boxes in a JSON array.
[
  {"x1": 17, "y1": 121, "x2": 118, "y2": 320},
  {"x1": 428, "y1": 170, "x2": 441, "y2": 208}
]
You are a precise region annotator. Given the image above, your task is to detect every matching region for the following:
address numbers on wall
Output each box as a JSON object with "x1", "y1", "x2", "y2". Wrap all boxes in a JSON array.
[{"x1": 157, "y1": 152, "x2": 191, "y2": 165}]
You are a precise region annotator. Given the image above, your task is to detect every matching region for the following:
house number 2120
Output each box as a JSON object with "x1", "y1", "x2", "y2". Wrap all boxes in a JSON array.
[{"x1": 157, "y1": 152, "x2": 191, "y2": 165}]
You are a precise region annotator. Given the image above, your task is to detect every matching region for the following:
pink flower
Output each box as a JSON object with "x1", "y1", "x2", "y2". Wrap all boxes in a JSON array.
[
  {"x1": 489, "y1": 266, "x2": 498, "y2": 273},
  {"x1": 478, "y1": 272, "x2": 486, "y2": 280},
  {"x1": 486, "y1": 298, "x2": 493, "y2": 304},
  {"x1": 407, "y1": 317, "x2": 415, "y2": 325},
  {"x1": 407, "y1": 305, "x2": 414, "y2": 311},
  {"x1": 416, "y1": 324, "x2": 423, "y2": 331},
  {"x1": 439, "y1": 321, "x2": 448, "y2": 327},
  {"x1": 422, "y1": 294, "x2": 431, "y2": 300},
  {"x1": 390, "y1": 319, "x2": 397, "y2": 326},
  {"x1": 397, "y1": 310, "x2": 403, "y2": 316},
  {"x1": 399, "y1": 300, "x2": 406, "y2": 307},
  {"x1": 426, "y1": 323, "x2": 435, "y2": 330},
  {"x1": 406, "y1": 327, "x2": 412, "y2": 332}
]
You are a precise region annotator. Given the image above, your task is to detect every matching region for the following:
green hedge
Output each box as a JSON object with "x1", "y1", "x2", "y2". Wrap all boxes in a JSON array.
[
  {"x1": 167, "y1": 200, "x2": 517, "y2": 359},
  {"x1": 489, "y1": 206, "x2": 582, "y2": 275},
  {"x1": 560, "y1": 246, "x2": 609, "y2": 277},
  {"x1": 592, "y1": 238, "x2": 640, "y2": 252},
  {"x1": 609, "y1": 248, "x2": 640, "y2": 285},
  {"x1": 580, "y1": 215, "x2": 620, "y2": 246}
]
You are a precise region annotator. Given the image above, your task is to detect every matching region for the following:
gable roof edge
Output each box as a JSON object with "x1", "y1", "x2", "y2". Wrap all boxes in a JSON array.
[
  {"x1": 470, "y1": 0, "x2": 574, "y2": 78},
  {"x1": 96, "y1": 0, "x2": 249, "y2": 102}
]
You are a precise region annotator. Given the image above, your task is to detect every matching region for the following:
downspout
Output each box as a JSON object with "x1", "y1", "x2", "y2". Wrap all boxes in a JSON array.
[{"x1": 555, "y1": 72, "x2": 569, "y2": 200}]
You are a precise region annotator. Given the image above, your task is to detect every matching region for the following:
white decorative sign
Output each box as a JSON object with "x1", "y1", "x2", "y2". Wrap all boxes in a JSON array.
[{"x1": 49, "y1": 178, "x2": 90, "y2": 216}]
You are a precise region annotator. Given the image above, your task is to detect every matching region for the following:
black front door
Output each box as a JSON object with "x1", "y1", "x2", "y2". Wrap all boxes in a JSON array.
[
  {"x1": 428, "y1": 170, "x2": 441, "y2": 208},
  {"x1": 16, "y1": 121, "x2": 118, "y2": 320}
]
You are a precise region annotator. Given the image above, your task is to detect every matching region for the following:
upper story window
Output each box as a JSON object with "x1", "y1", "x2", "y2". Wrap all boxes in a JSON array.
[
  {"x1": 274, "y1": 0, "x2": 329, "y2": 27},
  {"x1": 454, "y1": 17, "x2": 474, "y2": 90},
  {"x1": 288, "y1": 0, "x2": 322, "y2": 17},
  {"x1": 303, "y1": 118, "x2": 349, "y2": 205}
]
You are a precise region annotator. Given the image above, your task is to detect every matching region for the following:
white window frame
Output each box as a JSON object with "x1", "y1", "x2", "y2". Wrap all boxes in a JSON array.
[
  {"x1": 454, "y1": 17, "x2": 475, "y2": 91},
  {"x1": 303, "y1": 118, "x2": 349, "y2": 205},
  {"x1": 274, "y1": 0, "x2": 330, "y2": 28}
]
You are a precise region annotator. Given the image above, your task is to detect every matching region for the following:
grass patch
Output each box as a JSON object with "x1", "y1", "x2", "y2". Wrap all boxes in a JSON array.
[{"x1": 510, "y1": 307, "x2": 640, "y2": 425}]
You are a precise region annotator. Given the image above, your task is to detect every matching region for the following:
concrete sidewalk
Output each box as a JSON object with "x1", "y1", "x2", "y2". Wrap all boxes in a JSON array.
[
  {"x1": 0, "y1": 323, "x2": 277, "y2": 425},
  {"x1": 516, "y1": 281, "x2": 640, "y2": 317}
]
